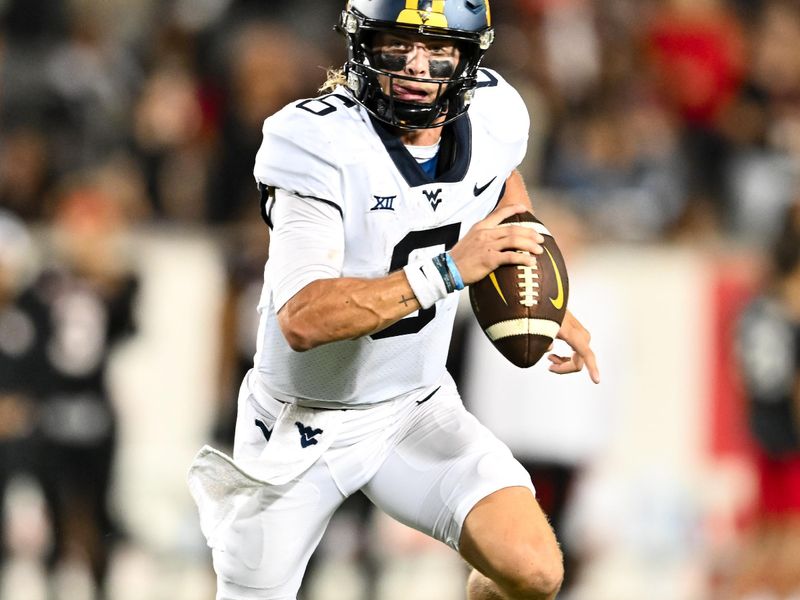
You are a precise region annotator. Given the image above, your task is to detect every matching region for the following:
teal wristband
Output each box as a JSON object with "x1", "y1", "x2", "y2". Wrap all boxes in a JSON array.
[
  {"x1": 444, "y1": 253, "x2": 464, "y2": 291},
  {"x1": 432, "y1": 253, "x2": 456, "y2": 293}
]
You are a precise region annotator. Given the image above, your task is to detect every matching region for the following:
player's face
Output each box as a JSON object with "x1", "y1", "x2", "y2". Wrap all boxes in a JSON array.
[{"x1": 371, "y1": 32, "x2": 461, "y2": 104}]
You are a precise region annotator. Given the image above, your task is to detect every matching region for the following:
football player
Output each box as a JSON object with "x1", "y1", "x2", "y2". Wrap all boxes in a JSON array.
[{"x1": 188, "y1": 2, "x2": 600, "y2": 599}]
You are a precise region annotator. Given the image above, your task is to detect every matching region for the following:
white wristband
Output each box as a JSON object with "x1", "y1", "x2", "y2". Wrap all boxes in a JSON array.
[{"x1": 403, "y1": 260, "x2": 449, "y2": 309}]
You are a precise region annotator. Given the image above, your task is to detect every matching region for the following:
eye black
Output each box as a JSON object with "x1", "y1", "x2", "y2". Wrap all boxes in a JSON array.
[
  {"x1": 373, "y1": 52, "x2": 408, "y2": 72},
  {"x1": 429, "y1": 60, "x2": 455, "y2": 78}
]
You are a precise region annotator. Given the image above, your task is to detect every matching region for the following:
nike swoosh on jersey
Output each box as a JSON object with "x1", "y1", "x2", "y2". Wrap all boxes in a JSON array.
[{"x1": 473, "y1": 176, "x2": 497, "y2": 196}]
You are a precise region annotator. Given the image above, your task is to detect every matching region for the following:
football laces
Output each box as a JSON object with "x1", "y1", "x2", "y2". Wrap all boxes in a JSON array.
[{"x1": 516, "y1": 257, "x2": 540, "y2": 307}]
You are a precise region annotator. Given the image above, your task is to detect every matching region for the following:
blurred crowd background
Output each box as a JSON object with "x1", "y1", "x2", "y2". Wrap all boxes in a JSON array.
[{"x1": 1, "y1": 0, "x2": 800, "y2": 599}]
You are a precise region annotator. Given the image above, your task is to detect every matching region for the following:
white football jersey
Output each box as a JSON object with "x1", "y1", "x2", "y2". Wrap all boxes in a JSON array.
[{"x1": 251, "y1": 68, "x2": 529, "y2": 408}]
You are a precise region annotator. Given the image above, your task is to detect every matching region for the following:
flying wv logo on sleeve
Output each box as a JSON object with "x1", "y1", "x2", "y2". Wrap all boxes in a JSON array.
[{"x1": 295, "y1": 422, "x2": 323, "y2": 448}]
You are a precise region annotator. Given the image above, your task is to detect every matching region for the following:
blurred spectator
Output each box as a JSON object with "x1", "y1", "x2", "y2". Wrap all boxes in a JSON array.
[
  {"x1": 0, "y1": 0, "x2": 143, "y2": 221},
  {"x1": 645, "y1": 0, "x2": 745, "y2": 129},
  {"x1": 131, "y1": 62, "x2": 209, "y2": 221},
  {"x1": 730, "y1": 200, "x2": 800, "y2": 598},
  {"x1": 519, "y1": 0, "x2": 695, "y2": 242},
  {"x1": 721, "y1": 0, "x2": 800, "y2": 241},
  {"x1": 535, "y1": 0, "x2": 603, "y2": 108},
  {"x1": 541, "y1": 93, "x2": 689, "y2": 242},
  {"x1": 204, "y1": 21, "x2": 325, "y2": 223},
  {"x1": 29, "y1": 171, "x2": 142, "y2": 600},
  {"x1": 642, "y1": 0, "x2": 747, "y2": 235},
  {"x1": 0, "y1": 210, "x2": 43, "y2": 580},
  {"x1": 42, "y1": 4, "x2": 142, "y2": 170}
]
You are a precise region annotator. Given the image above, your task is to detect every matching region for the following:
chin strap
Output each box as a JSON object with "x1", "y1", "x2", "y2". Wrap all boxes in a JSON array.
[{"x1": 376, "y1": 95, "x2": 446, "y2": 129}]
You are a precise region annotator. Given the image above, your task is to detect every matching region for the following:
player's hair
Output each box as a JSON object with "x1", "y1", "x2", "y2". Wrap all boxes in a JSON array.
[{"x1": 320, "y1": 68, "x2": 347, "y2": 94}]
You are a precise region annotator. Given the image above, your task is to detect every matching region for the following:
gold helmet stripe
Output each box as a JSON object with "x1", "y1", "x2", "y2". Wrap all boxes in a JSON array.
[{"x1": 397, "y1": 0, "x2": 448, "y2": 27}]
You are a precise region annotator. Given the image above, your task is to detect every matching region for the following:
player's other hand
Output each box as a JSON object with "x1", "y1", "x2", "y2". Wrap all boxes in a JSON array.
[
  {"x1": 448, "y1": 204, "x2": 543, "y2": 285},
  {"x1": 548, "y1": 310, "x2": 600, "y2": 384}
]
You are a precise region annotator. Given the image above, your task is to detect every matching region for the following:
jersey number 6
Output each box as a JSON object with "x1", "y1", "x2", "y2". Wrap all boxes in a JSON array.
[{"x1": 371, "y1": 223, "x2": 461, "y2": 340}]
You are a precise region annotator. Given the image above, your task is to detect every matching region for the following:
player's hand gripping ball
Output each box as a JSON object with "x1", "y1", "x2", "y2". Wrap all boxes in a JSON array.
[{"x1": 469, "y1": 212, "x2": 569, "y2": 368}]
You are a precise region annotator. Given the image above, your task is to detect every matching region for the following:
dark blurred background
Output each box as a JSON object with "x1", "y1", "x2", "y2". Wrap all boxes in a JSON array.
[{"x1": 2, "y1": 1, "x2": 800, "y2": 599}]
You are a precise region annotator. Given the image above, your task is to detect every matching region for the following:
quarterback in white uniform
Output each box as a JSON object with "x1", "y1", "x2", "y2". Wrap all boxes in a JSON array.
[{"x1": 188, "y1": 1, "x2": 599, "y2": 599}]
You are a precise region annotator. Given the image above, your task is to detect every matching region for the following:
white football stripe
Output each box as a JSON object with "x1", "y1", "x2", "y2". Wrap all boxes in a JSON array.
[
  {"x1": 498, "y1": 221, "x2": 552, "y2": 237},
  {"x1": 485, "y1": 318, "x2": 560, "y2": 341}
]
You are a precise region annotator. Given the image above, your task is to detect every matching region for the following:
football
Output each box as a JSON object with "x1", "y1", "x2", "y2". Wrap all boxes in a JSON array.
[{"x1": 469, "y1": 212, "x2": 569, "y2": 368}]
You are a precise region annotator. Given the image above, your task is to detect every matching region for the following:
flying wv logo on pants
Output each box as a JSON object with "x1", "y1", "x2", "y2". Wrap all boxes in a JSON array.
[{"x1": 295, "y1": 421, "x2": 323, "y2": 448}]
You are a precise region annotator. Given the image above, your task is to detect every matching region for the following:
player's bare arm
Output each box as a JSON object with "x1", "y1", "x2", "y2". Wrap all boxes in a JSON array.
[
  {"x1": 496, "y1": 169, "x2": 533, "y2": 212},
  {"x1": 278, "y1": 202, "x2": 544, "y2": 352},
  {"x1": 277, "y1": 270, "x2": 420, "y2": 351}
]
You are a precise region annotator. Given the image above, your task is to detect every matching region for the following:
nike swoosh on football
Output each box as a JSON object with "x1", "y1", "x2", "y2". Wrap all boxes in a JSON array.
[
  {"x1": 489, "y1": 272, "x2": 508, "y2": 305},
  {"x1": 473, "y1": 176, "x2": 497, "y2": 196},
  {"x1": 544, "y1": 247, "x2": 565, "y2": 310}
]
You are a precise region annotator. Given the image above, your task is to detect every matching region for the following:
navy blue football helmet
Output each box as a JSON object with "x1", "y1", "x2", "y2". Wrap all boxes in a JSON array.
[{"x1": 338, "y1": 0, "x2": 494, "y2": 129}]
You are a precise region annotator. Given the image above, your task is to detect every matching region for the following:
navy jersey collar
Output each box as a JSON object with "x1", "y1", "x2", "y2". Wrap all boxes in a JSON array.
[{"x1": 370, "y1": 115, "x2": 472, "y2": 187}]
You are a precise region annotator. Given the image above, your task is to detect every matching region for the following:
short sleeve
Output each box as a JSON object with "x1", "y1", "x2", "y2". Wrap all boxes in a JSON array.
[
  {"x1": 253, "y1": 107, "x2": 345, "y2": 210},
  {"x1": 469, "y1": 68, "x2": 530, "y2": 170}
]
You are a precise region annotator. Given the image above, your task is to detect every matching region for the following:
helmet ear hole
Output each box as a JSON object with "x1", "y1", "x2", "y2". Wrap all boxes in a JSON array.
[{"x1": 360, "y1": 30, "x2": 377, "y2": 52}]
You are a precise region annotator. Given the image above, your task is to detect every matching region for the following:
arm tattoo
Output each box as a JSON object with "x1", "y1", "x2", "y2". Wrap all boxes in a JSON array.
[{"x1": 399, "y1": 294, "x2": 416, "y2": 307}]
